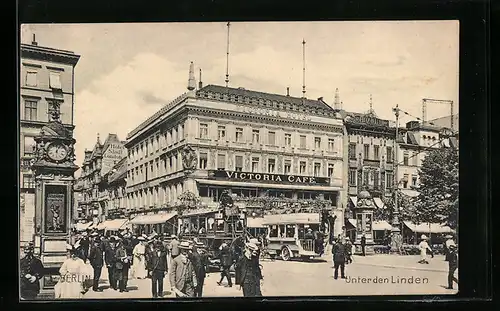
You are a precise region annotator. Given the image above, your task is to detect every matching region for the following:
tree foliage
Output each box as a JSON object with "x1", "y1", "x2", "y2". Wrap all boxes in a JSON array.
[
  {"x1": 379, "y1": 191, "x2": 414, "y2": 222},
  {"x1": 413, "y1": 147, "x2": 459, "y2": 229},
  {"x1": 177, "y1": 191, "x2": 201, "y2": 210}
]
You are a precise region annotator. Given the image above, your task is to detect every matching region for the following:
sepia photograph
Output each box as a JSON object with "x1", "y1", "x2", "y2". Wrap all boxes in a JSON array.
[{"x1": 19, "y1": 21, "x2": 459, "y2": 300}]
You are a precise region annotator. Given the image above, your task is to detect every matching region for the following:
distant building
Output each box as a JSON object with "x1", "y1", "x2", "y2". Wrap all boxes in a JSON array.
[
  {"x1": 397, "y1": 121, "x2": 459, "y2": 198},
  {"x1": 19, "y1": 37, "x2": 80, "y2": 246},
  {"x1": 427, "y1": 114, "x2": 458, "y2": 132},
  {"x1": 74, "y1": 134, "x2": 126, "y2": 223}
]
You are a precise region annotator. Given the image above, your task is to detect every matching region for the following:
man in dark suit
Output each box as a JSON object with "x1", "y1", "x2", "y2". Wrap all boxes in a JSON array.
[
  {"x1": 332, "y1": 238, "x2": 347, "y2": 279},
  {"x1": 20, "y1": 243, "x2": 45, "y2": 300},
  {"x1": 447, "y1": 243, "x2": 458, "y2": 289},
  {"x1": 114, "y1": 237, "x2": 132, "y2": 293},
  {"x1": 104, "y1": 236, "x2": 118, "y2": 290},
  {"x1": 360, "y1": 235, "x2": 366, "y2": 256},
  {"x1": 217, "y1": 242, "x2": 233, "y2": 287},
  {"x1": 188, "y1": 241, "x2": 209, "y2": 297},
  {"x1": 122, "y1": 232, "x2": 134, "y2": 290},
  {"x1": 88, "y1": 237, "x2": 104, "y2": 292},
  {"x1": 237, "y1": 242, "x2": 263, "y2": 297},
  {"x1": 147, "y1": 239, "x2": 168, "y2": 298}
]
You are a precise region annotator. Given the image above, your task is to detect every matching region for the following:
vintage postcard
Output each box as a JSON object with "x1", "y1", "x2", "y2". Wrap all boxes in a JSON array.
[{"x1": 19, "y1": 21, "x2": 459, "y2": 300}]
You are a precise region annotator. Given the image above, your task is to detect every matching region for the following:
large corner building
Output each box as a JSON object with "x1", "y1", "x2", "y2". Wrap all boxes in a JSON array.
[{"x1": 125, "y1": 63, "x2": 346, "y2": 235}]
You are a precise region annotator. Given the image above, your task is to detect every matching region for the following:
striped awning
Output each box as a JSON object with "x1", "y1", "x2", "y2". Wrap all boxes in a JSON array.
[
  {"x1": 373, "y1": 197, "x2": 386, "y2": 209},
  {"x1": 75, "y1": 222, "x2": 92, "y2": 231},
  {"x1": 403, "y1": 221, "x2": 455, "y2": 234},
  {"x1": 97, "y1": 218, "x2": 129, "y2": 231},
  {"x1": 373, "y1": 220, "x2": 392, "y2": 231},
  {"x1": 129, "y1": 212, "x2": 177, "y2": 225}
]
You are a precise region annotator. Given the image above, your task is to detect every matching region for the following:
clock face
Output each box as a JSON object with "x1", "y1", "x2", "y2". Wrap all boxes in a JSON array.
[{"x1": 47, "y1": 143, "x2": 68, "y2": 161}]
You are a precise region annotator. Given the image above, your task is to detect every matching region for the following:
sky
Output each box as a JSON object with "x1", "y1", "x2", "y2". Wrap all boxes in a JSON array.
[{"x1": 20, "y1": 21, "x2": 459, "y2": 175}]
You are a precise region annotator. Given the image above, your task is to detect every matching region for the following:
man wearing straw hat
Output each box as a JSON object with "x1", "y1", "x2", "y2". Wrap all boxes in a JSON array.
[
  {"x1": 237, "y1": 242, "x2": 263, "y2": 297},
  {"x1": 417, "y1": 234, "x2": 433, "y2": 264},
  {"x1": 170, "y1": 241, "x2": 197, "y2": 297},
  {"x1": 443, "y1": 234, "x2": 455, "y2": 262}
]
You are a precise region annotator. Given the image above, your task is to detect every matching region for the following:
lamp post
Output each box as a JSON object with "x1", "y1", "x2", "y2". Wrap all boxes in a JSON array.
[{"x1": 390, "y1": 105, "x2": 403, "y2": 253}]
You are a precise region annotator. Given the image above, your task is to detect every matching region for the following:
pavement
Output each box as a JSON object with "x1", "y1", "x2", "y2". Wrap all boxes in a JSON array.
[{"x1": 81, "y1": 254, "x2": 458, "y2": 299}]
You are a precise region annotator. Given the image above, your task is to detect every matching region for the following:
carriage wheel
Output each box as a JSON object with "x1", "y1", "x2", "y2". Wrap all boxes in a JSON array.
[{"x1": 281, "y1": 247, "x2": 291, "y2": 261}]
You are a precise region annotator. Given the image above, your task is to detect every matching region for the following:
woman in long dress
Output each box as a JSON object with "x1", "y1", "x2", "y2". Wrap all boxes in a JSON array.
[
  {"x1": 56, "y1": 244, "x2": 89, "y2": 299},
  {"x1": 132, "y1": 237, "x2": 148, "y2": 279},
  {"x1": 418, "y1": 235, "x2": 433, "y2": 264}
]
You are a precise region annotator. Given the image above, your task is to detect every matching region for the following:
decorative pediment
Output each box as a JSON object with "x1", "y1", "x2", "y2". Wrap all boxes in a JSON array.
[{"x1": 39, "y1": 121, "x2": 72, "y2": 140}]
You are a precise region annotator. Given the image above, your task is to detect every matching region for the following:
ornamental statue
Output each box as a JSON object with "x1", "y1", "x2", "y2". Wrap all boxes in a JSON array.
[{"x1": 181, "y1": 145, "x2": 197, "y2": 172}]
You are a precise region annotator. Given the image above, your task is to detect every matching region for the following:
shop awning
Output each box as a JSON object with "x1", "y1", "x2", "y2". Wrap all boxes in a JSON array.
[
  {"x1": 247, "y1": 217, "x2": 266, "y2": 228},
  {"x1": 373, "y1": 220, "x2": 392, "y2": 231},
  {"x1": 195, "y1": 179, "x2": 340, "y2": 191},
  {"x1": 97, "y1": 218, "x2": 129, "y2": 231},
  {"x1": 180, "y1": 208, "x2": 220, "y2": 217},
  {"x1": 129, "y1": 212, "x2": 177, "y2": 225},
  {"x1": 403, "y1": 221, "x2": 455, "y2": 234},
  {"x1": 75, "y1": 222, "x2": 92, "y2": 231},
  {"x1": 373, "y1": 197, "x2": 386, "y2": 209},
  {"x1": 349, "y1": 196, "x2": 358, "y2": 207},
  {"x1": 262, "y1": 213, "x2": 320, "y2": 225},
  {"x1": 401, "y1": 189, "x2": 420, "y2": 197}
]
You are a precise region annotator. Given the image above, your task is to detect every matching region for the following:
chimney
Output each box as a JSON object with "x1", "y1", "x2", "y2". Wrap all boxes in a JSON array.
[
  {"x1": 31, "y1": 34, "x2": 38, "y2": 46},
  {"x1": 187, "y1": 61, "x2": 196, "y2": 91},
  {"x1": 286, "y1": 87, "x2": 290, "y2": 96},
  {"x1": 198, "y1": 68, "x2": 203, "y2": 89}
]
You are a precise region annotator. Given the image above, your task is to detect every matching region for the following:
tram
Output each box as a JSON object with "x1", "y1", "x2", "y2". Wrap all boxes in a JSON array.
[{"x1": 177, "y1": 191, "x2": 247, "y2": 269}]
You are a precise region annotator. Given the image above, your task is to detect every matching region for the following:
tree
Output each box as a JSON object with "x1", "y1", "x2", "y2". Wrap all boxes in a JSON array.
[
  {"x1": 379, "y1": 191, "x2": 414, "y2": 222},
  {"x1": 413, "y1": 147, "x2": 459, "y2": 229}
]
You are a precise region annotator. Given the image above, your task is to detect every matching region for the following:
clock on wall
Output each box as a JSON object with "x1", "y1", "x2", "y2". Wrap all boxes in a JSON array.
[{"x1": 46, "y1": 142, "x2": 68, "y2": 162}]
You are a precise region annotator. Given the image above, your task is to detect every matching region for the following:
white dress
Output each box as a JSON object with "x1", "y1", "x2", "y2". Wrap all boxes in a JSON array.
[
  {"x1": 56, "y1": 257, "x2": 87, "y2": 299},
  {"x1": 418, "y1": 241, "x2": 431, "y2": 261},
  {"x1": 132, "y1": 243, "x2": 148, "y2": 279}
]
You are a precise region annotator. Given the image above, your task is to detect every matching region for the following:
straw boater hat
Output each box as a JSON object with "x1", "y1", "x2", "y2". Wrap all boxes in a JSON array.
[
  {"x1": 81, "y1": 232, "x2": 88, "y2": 237},
  {"x1": 445, "y1": 235, "x2": 453, "y2": 239},
  {"x1": 448, "y1": 241, "x2": 457, "y2": 248},
  {"x1": 178, "y1": 241, "x2": 192, "y2": 250},
  {"x1": 421, "y1": 235, "x2": 428, "y2": 240},
  {"x1": 170, "y1": 234, "x2": 178, "y2": 239},
  {"x1": 90, "y1": 232, "x2": 99, "y2": 237},
  {"x1": 137, "y1": 236, "x2": 146, "y2": 241},
  {"x1": 249, "y1": 238, "x2": 261, "y2": 245},
  {"x1": 245, "y1": 242, "x2": 259, "y2": 252}
]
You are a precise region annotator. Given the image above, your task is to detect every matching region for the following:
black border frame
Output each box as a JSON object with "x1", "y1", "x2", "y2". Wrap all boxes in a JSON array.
[{"x1": 9, "y1": 0, "x2": 491, "y2": 309}]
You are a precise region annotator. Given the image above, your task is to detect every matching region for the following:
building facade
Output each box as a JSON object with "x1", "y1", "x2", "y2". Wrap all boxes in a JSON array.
[
  {"x1": 340, "y1": 109, "x2": 396, "y2": 213},
  {"x1": 19, "y1": 38, "x2": 80, "y2": 246},
  {"x1": 125, "y1": 65, "x2": 345, "y2": 235},
  {"x1": 397, "y1": 121, "x2": 459, "y2": 198},
  {"x1": 74, "y1": 134, "x2": 127, "y2": 223}
]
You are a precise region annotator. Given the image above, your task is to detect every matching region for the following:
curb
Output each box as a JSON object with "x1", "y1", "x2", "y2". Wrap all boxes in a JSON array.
[{"x1": 353, "y1": 262, "x2": 449, "y2": 273}]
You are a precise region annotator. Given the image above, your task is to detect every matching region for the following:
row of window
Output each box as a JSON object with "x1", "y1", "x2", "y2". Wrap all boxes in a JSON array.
[
  {"x1": 348, "y1": 143, "x2": 393, "y2": 162},
  {"x1": 22, "y1": 99, "x2": 62, "y2": 122},
  {"x1": 347, "y1": 169, "x2": 418, "y2": 189},
  {"x1": 128, "y1": 124, "x2": 185, "y2": 163},
  {"x1": 23, "y1": 68, "x2": 63, "y2": 90},
  {"x1": 200, "y1": 123, "x2": 336, "y2": 151},
  {"x1": 128, "y1": 152, "x2": 337, "y2": 185}
]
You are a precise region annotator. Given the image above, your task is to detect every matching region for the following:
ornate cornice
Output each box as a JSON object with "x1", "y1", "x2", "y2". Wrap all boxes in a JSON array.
[
  {"x1": 187, "y1": 106, "x2": 343, "y2": 133},
  {"x1": 21, "y1": 44, "x2": 80, "y2": 66}
]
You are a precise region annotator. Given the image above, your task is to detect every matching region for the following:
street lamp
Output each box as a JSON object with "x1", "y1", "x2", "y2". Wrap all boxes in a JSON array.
[{"x1": 390, "y1": 105, "x2": 403, "y2": 252}]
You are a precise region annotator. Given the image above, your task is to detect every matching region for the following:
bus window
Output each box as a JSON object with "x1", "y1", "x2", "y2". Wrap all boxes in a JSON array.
[
  {"x1": 227, "y1": 221, "x2": 233, "y2": 233},
  {"x1": 279, "y1": 225, "x2": 286, "y2": 238},
  {"x1": 199, "y1": 217, "x2": 207, "y2": 231},
  {"x1": 286, "y1": 224, "x2": 296, "y2": 238},
  {"x1": 269, "y1": 225, "x2": 278, "y2": 237},
  {"x1": 216, "y1": 220, "x2": 225, "y2": 232},
  {"x1": 235, "y1": 220, "x2": 244, "y2": 232},
  {"x1": 207, "y1": 218, "x2": 215, "y2": 231},
  {"x1": 298, "y1": 225, "x2": 305, "y2": 239}
]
